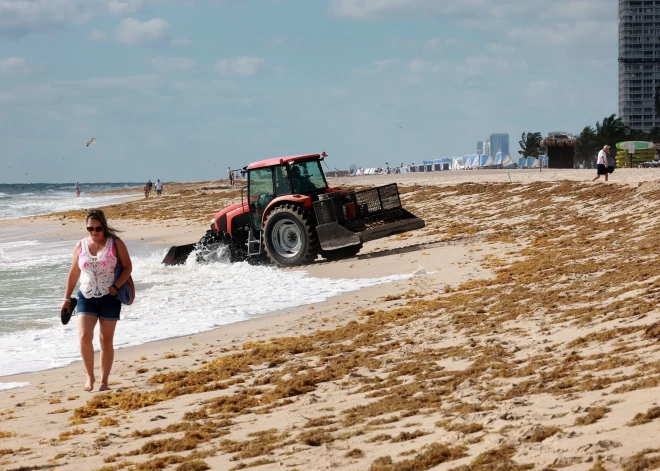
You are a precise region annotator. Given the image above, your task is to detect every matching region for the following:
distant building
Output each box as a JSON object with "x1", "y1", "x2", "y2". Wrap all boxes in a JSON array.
[
  {"x1": 477, "y1": 141, "x2": 484, "y2": 154},
  {"x1": 484, "y1": 139, "x2": 491, "y2": 158},
  {"x1": 619, "y1": 0, "x2": 660, "y2": 132},
  {"x1": 489, "y1": 133, "x2": 509, "y2": 158}
]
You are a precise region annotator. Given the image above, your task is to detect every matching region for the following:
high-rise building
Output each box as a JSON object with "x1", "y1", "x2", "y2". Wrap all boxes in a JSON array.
[
  {"x1": 484, "y1": 139, "x2": 491, "y2": 157},
  {"x1": 477, "y1": 141, "x2": 484, "y2": 154},
  {"x1": 619, "y1": 0, "x2": 660, "y2": 132},
  {"x1": 489, "y1": 133, "x2": 509, "y2": 158}
]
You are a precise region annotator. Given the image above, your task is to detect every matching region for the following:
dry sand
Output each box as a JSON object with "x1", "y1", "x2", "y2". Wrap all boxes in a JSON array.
[{"x1": 2, "y1": 169, "x2": 660, "y2": 470}]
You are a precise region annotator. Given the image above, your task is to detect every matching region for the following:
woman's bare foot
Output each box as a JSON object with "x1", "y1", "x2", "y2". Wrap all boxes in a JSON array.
[
  {"x1": 84, "y1": 376, "x2": 95, "y2": 392},
  {"x1": 99, "y1": 383, "x2": 110, "y2": 391}
]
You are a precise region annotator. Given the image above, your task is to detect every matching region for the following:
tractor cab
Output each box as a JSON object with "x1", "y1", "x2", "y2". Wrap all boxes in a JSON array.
[{"x1": 247, "y1": 155, "x2": 328, "y2": 231}]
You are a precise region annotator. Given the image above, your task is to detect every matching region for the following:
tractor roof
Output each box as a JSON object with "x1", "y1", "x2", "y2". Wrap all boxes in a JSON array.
[{"x1": 246, "y1": 154, "x2": 320, "y2": 170}]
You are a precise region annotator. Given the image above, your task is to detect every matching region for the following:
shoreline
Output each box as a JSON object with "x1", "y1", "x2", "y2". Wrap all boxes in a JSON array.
[{"x1": 3, "y1": 172, "x2": 660, "y2": 470}]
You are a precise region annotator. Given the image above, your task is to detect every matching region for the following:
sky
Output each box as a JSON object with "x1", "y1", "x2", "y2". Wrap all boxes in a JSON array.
[{"x1": 0, "y1": 0, "x2": 618, "y2": 183}]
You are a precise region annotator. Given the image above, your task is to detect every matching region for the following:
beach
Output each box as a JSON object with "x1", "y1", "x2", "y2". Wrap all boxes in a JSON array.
[{"x1": 2, "y1": 168, "x2": 660, "y2": 470}]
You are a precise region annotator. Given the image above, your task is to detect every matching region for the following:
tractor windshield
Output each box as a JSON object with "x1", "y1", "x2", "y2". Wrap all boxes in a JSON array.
[{"x1": 289, "y1": 160, "x2": 327, "y2": 194}]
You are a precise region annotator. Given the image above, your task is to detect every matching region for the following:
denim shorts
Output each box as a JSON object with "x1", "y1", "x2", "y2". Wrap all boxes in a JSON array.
[{"x1": 77, "y1": 291, "x2": 121, "y2": 320}]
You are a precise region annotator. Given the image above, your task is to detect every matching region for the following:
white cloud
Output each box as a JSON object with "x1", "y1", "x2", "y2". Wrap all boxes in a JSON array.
[
  {"x1": 508, "y1": 20, "x2": 616, "y2": 46},
  {"x1": 327, "y1": 0, "x2": 615, "y2": 21},
  {"x1": 0, "y1": 56, "x2": 27, "y2": 73},
  {"x1": 486, "y1": 43, "x2": 516, "y2": 55},
  {"x1": 170, "y1": 37, "x2": 191, "y2": 46},
  {"x1": 407, "y1": 58, "x2": 428, "y2": 74},
  {"x1": 150, "y1": 55, "x2": 194, "y2": 72},
  {"x1": 423, "y1": 37, "x2": 460, "y2": 53},
  {"x1": 215, "y1": 57, "x2": 266, "y2": 77},
  {"x1": 107, "y1": 0, "x2": 142, "y2": 15},
  {"x1": 454, "y1": 56, "x2": 509, "y2": 78},
  {"x1": 89, "y1": 30, "x2": 106, "y2": 41},
  {"x1": 115, "y1": 17, "x2": 172, "y2": 46},
  {"x1": 352, "y1": 59, "x2": 397, "y2": 75},
  {"x1": 523, "y1": 80, "x2": 558, "y2": 108},
  {"x1": 270, "y1": 35, "x2": 286, "y2": 47},
  {"x1": 0, "y1": 0, "x2": 91, "y2": 38},
  {"x1": 424, "y1": 37, "x2": 443, "y2": 52}
]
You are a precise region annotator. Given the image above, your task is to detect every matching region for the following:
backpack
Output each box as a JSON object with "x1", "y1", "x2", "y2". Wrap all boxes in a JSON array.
[{"x1": 113, "y1": 241, "x2": 135, "y2": 305}]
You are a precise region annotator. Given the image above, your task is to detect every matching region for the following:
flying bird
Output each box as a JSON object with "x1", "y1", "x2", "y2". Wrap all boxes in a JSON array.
[{"x1": 86, "y1": 138, "x2": 96, "y2": 147}]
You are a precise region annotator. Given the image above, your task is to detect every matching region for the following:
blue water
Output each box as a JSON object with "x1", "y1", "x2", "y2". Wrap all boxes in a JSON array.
[{"x1": 0, "y1": 182, "x2": 143, "y2": 220}]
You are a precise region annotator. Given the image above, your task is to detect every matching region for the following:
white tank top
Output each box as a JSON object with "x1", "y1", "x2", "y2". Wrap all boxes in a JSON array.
[{"x1": 78, "y1": 236, "x2": 117, "y2": 298}]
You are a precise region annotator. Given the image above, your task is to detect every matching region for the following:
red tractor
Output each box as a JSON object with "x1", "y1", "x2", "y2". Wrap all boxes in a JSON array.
[{"x1": 163, "y1": 153, "x2": 425, "y2": 267}]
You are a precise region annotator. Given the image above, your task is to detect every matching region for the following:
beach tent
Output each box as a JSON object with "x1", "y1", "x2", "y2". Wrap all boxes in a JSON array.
[
  {"x1": 424, "y1": 160, "x2": 434, "y2": 172},
  {"x1": 518, "y1": 157, "x2": 528, "y2": 168},
  {"x1": 484, "y1": 154, "x2": 496, "y2": 168},
  {"x1": 433, "y1": 159, "x2": 442, "y2": 171},
  {"x1": 528, "y1": 157, "x2": 539, "y2": 168},
  {"x1": 452, "y1": 157, "x2": 464, "y2": 170},
  {"x1": 495, "y1": 152, "x2": 504, "y2": 166},
  {"x1": 538, "y1": 155, "x2": 548, "y2": 167},
  {"x1": 502, "y1": 155, "x2": 515, "y2": 169},
  {"x1": 399, "y1": 167, "x2": 408, "y2": 173}
]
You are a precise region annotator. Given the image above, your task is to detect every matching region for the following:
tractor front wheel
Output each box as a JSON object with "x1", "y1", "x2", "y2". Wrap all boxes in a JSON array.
[{"x1": 264, "y1": 204, "x2": 318, "y2": 267}]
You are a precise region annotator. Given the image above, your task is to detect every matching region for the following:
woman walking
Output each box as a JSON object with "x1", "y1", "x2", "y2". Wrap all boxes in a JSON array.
[{"x1": 61, "y1": 209, "x2": 132, "y2": 392}]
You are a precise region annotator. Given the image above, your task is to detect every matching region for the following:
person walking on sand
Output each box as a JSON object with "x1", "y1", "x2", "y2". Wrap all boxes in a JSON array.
[
  {"x1": 60, "y1": 209, "x2": 132, "y2": 392},
  {"x1": 155, "y1": 179, "x2": 163, "y2": 196},
  {"x1": 143, "y1": 183, "x2": 149, "y2": 198},
  {"x1": 147, "y1": 179, "x2": 153, "y2": 195},
  {"x1": 75, "y1": 182, "x2": 81, "y2": 198},
  {"x1": 593, "y1": 145, "x2": 611, "y2": 182}
]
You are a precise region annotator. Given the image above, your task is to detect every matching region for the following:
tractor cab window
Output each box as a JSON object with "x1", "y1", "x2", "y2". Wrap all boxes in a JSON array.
[
  {"x1": 248, "y1": 167, "x2": 275, "y2": 229},
  {"x1": 290, "y1": 160, "x2": 327, "y2": 194},
  {"x1": 274, "y1": 165, "x2": 291, "y2": 196}
]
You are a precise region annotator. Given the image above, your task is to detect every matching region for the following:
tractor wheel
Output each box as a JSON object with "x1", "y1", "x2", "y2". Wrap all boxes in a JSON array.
[
  {"x1": 196, "y1": 230, "x2": 246, "y2": 264},
  {"x1": 321, "y1": 244, "x2": 362, "y2": 261},
  {"x1": 263, "y1": 204, "x2": 319, "y2": 267}
]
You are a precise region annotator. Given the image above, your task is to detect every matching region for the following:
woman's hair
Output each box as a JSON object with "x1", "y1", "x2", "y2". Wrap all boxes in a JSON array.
[{"x1": 86, "y1": 209, "x2": 121, "y2": 239}]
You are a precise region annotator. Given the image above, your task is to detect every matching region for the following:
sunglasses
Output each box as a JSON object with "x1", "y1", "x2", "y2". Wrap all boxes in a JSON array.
[{"x1": 86, "y1": 226, "x2": 103, "y2": 233}]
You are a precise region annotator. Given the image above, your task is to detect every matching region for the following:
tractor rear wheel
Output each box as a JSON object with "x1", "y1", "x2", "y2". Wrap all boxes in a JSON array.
[
  {"x1": 263, "y1": 204, "x2": 319, "y2": 267},
  {"x1": 321, "y1": 244, "x2": 362, "y2": 261}
]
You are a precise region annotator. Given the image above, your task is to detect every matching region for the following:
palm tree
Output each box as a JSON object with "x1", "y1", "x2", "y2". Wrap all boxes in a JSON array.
[
  {"x1": 576, "y1": 126, "x2": 598, "y2": 163},
  {"x1": 627, "y1": 128, "x2": 650, "y2": 141},
  {"x1": 649, "y1": 127, "x2": 660, "y2": 143},
  {"x1": 596, "y1": 114, "x2": 629, "y2": 150},
  {"x1": 518, "y1": 132, "x2": 543, "y2": 158}
]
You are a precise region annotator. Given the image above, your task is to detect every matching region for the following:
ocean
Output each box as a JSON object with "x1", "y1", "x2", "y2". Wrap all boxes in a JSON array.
[{"x1": 0, "y1": 183, "x2": 409, "y2": 389}]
